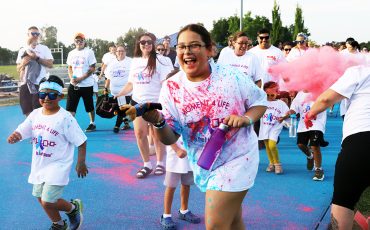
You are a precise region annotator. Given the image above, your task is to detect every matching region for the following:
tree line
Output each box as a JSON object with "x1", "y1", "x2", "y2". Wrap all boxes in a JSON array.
[{"x1": 0, "y1": 1, "x2": 369, "y2": 65}]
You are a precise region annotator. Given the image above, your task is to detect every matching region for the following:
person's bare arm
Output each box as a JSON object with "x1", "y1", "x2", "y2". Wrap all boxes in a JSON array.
[{"x1": 308, "y1": 89, "x2": 345, "y2": 117}]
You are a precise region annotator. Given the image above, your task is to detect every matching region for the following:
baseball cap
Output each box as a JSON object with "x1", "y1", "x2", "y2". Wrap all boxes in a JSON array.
[{"x1": 74, "y1": 32, "x2": 85, "y2": 40}]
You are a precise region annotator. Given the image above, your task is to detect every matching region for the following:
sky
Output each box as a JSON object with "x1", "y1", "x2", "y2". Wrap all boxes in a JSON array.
[{"x1": 1, "y1": 0, "x2": 369, "y2": 51}]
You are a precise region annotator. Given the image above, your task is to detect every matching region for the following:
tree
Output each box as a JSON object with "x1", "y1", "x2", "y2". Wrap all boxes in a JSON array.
[
  {"x1": 85, "y1": 39, "x2": 113, "y2": 62},
  {"x1": 40, "y1": 25, "x2": 58, "y2": 48},
  {"x1": 292, "y1": 4, "x2": 310, "y2": 39},
  {"x1": 0, "y1": 47, "x2": 17, "y2": 65},
  {"x1": 116, "y1": 27, "x2": 147, "y2": 57},
  {"x1": 210, "y1": 18, "x2": 230, "y2": 46},
  {"x1": 271, "y1": 0, "x2": 283, "y2": 46}
]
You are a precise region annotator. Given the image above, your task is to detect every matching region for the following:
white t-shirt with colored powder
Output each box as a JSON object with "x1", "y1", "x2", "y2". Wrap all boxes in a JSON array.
[
  {"x1": 159, "y1": 62, "x2": 267, "y2": 192},
  {"x1": 249, "y1": 45, "x2": 286, "y2": 84},
  {"x1": 105, "y1": 57, "x2": 132, "y2": 96},
  {"x1": 290, "y1": 91, "x2": 327, "y2": 133},
  {"x1": 128, "y1": 55, "x2": 173, "y2": 103},
  {"x1": 217, "y1": 51, "x2": 263, "y2": 83},
  {"x1": 66, "y1": 47, "x2": 97, "y2": 87},
  {"x1": 259, "y1": 100, "x2": 289, "y2": 141},
  {"x1": 16, "y1": 107, "x2": 87, "y2": 186}
]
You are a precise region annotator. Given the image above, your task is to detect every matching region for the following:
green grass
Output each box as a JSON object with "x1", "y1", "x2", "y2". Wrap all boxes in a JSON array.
[
  {"x1": 356, "y1": 187, "x2": 370, "y2": 215},
  {"x1": 0, "y1": 65, "x2": 18, "y2": 80}
]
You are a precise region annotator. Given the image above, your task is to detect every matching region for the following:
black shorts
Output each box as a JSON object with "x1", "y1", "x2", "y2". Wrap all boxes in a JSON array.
[
  {"x1": 297, "y1": 130, "x2": 325, "y2": 147},
  {"x1": 332, "y1": 131, "x2": 370, "y2": 210},
  {"x1": 19, "y1": 84, "x2": 41, "y2": 115},
  {"x1": 66, "y1": 85, "x2": 94, "y2": 113}
]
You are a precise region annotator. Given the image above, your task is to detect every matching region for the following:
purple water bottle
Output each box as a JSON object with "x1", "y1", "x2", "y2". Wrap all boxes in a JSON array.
[{"x1": 197, "y1": 123, "x2": 229, "y2": 170}]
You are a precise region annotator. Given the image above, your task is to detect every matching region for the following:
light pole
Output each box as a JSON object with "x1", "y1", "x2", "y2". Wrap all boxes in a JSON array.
[
  {"x1": 240, "y1": 0, "x2": 243, "y2": 31},
  {"x1": 61, "y1": 46, "x2": 64, "y2": 66}
]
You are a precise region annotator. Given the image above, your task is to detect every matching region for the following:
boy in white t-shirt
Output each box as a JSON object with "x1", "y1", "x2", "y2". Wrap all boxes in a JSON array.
[
  {"x1": 160, "y1": 138, "x2": 201, "y2": 229},
  {"x1": 282, "y1": 91, "x2": 328, "y2": 181},
  {"x1": 259, "y1": 82, "x2": 289, "y2": 174},
  {"x1": 7, "y1": 75, "x2": 88, "y2": 230}
]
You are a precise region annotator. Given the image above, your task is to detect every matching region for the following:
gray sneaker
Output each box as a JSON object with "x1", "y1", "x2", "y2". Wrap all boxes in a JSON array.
[{"x1": 313, "y1": 168, "x2": 325, "y2": 181}]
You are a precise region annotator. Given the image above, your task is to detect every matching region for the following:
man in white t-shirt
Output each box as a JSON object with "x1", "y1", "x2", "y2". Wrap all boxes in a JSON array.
[
  {"x1": 99, "y1": 43, "x2": 117, "y2": 79},
  {"x1": 249, "y1": 28, "x2": 286, "y2": 85},
  {"x1": 284, "y1": 91, "x2": 328, "y2": 181},
  {"x1": 305, "y1": 65, "x2": 370, "y2": 230},
  {"x1": 16, "y1": 26, "x2": 54, "y2": 116},
  {"x1": 66, "y1": 33, "x2": 97, "y2": 132}
]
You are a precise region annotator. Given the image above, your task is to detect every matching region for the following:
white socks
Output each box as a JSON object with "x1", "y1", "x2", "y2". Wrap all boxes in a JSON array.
[{"x1": 144, "y1": 161, "x2": 153, "y2": 169}]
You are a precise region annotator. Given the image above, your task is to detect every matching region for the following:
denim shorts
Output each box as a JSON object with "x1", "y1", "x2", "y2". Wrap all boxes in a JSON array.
[{"x1": 32, "y1": 183, "x2": 64, "y2": 203}]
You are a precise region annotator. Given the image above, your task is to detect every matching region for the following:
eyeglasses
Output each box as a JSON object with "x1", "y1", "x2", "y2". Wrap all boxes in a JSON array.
[
  {"x1": 157, "y1": 48, "x2": 165, "y2": 52},
  {"x1": 31, "y1": 32, "x2": 40, "y2": 37},
  {"x1": 38, "y1": 92, "x2": 61, "y2": 100},
  {"x1": 296, "y1": 40, "x2": 305, "y2": 44},
  {"x1": 74, "y1": 39, "x2": 84, "y2": 44},
  {"x1": 175, "y1": 43, "x2": 205, "y2": 54},
  {"x1": 284, "y1": 48, "x2": 291, "y2": 51},
  {"x1": 139, "y1": 40, "x2": 153, "y2": 45},
  {"x1": 236, "y1": 42, "x2": 249, "y2": 46},
  {"x1": 259, "y1": 36, "x2": 270, "y2": 40}
]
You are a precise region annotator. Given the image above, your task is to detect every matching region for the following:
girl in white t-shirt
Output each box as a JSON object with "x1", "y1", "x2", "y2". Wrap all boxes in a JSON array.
[
  {"x1": 143, "y1": 24, "x2": 267, "y2": 230},
  {"x1": 259, "y1": 81, "x2": 289, "y2": 174},
  {"x1": 7, "y1": 75, "x2": 88, "y2": 230},
  {"x1": 116, "y1": 32, "x2": 173, "y2": 178}
]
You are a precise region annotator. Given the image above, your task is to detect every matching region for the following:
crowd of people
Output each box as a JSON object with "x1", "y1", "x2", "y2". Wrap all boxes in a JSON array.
[{"x1": 7, "y1": 24, "x2": 370, "y2": 229}]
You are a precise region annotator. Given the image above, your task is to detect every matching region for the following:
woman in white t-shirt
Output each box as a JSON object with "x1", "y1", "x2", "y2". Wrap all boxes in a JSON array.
[
  {"x1": 305, "y1": 65, "x2": 370, "y2": 229},
  {"x1": 104, "y1": 45, "x2": 132, "y2": 133},
  {"x1": 217, "y1": 31, "x2": 263, "y2": 88},
  {"x1": 116, "y1": 32, "x2": 173, "y2": 179},
  {"x1": 142, "y1": 24, "x2": 267, "y2": 230}
]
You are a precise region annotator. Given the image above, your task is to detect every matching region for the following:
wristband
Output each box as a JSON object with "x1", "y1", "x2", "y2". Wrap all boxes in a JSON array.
[
  {"x1": 153, "y1": 119, "x2": 166, "y2": 129},
  {"x1": 244, "y1": 115, "x2": 254, "y2": 125}
]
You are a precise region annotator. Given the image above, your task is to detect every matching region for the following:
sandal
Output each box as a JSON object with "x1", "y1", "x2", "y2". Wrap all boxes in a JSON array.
[
  {"x1": 154, "y1": 165, "x2": 165, "y2": 176},
  {"x1": 136, "y1": 167, "x2": 152, "y2": 179}
]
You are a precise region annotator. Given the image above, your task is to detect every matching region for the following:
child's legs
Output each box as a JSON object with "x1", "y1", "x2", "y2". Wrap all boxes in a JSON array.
[
  {"x1": 163, "y1": 172, "x2": 180, "y2": 214},
  {"x1": 297, "y1": 132, "x2": 311, "y2": 157},
  {"x1": 33, "y1": 184, "x2": 72, "y2": 222},
  {"x1": 309, "y1": 131, "x2": 324, "y2": 168},
  {"x1": 266, "y1": 139, "x2": 280, "y2": 164},
  {"x1": 164, "y1": 187, "x2": 176, "y2": 214},
  {"x1": 311, "y1": 146, "x2": 322, "y2": 168},
  {"x1": 205, "y1": 190, "x2": 247, "y2": 230},
  {"x1": 263, "y1": 140, "x2": 274, "y2": 164},
  {"x1": 180, "y1": 172, "x2": 194, "y2": 211}
]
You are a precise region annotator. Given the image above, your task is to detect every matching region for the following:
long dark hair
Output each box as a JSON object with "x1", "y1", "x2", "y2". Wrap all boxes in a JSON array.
[
  {"x1": 134, "y1": 32, "x2": 157, "y2": 76},
  {"x1": 177, "y1": 24, "x2": 212, "y2": 49}
]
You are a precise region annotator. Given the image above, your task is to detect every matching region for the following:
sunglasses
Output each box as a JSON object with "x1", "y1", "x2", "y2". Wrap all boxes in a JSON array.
[
  {"x1": 157, "y1": 48, "x2": 165, "y2": 51},
  {"x1": 296, "y1": 40, "x2": 305, "y2": 44},
  {"x1": 284, "y1": 48, "x2": 291, "y2": 51},
  {"x1": 74, "y1": 39, "x2": 85, "y2": 44},
  {"x1": 31, "y1": 32, "x2": 40, "y2": 37},
  {"x1": 259, "y1": 35, "x2": 270, "y2": 40},
  {"x1": 38, "y1": 92, "x2": 61, "y2": 100},
  {"x1": 139, "y1": 40, "x2": 153, "y2": 45}
]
